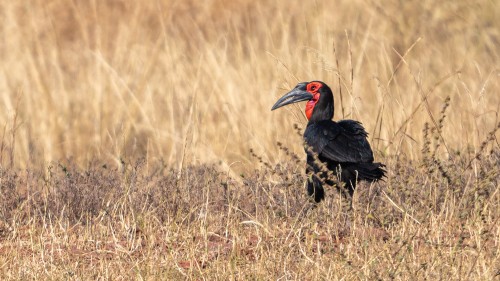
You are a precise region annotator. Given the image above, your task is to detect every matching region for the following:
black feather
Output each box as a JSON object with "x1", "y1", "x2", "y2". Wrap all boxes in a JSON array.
[{"x1": 272, "y1": 81, "x2": 386, "y2": 203}]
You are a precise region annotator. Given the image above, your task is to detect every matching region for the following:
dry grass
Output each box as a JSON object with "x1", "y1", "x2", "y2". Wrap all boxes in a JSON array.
[
  {"x1": 1, "y1": 0, "x2": 499, "y2": 170},
  {"x1": 0, "y1": 152, "x2": 498, "y2": 279},
  {"x1": 0, "y1": 0, "x2": 499, "y2": 279}
]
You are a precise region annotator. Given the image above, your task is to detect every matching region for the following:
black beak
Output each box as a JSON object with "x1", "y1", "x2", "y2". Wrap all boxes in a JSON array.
[{"x1": 271, "y1": 83, "x2": 313, "y2": 111}]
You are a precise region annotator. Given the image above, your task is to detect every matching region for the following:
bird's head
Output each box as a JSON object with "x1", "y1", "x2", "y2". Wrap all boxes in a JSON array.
[{"x1": 271, "y1": 81, "x2": 333, "y2": 122}]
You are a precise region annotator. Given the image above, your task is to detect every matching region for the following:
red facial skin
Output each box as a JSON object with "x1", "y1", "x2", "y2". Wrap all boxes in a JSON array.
[{"x1": 305, "y1": 82, "x2": 323, "y2": 120}]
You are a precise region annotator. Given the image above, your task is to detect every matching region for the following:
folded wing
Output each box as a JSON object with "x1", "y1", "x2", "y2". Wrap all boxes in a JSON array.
[{"x1": 304, "y1": 119, "x2": 374, "y2": 164}]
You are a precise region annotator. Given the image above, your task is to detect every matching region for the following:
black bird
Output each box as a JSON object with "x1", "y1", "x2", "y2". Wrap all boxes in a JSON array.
[{"x1": 272, "y1": 81, "x2": 385, "y2": 202}]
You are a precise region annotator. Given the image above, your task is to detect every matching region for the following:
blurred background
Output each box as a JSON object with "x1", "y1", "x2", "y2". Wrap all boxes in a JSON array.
[{"x1": 0, "y1": 0, "x2": 498, "y2": 172}]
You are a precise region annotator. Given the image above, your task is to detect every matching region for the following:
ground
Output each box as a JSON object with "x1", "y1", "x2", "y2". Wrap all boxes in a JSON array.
[{"x1": 0, "y1": 150, "x2": 498, "y2": 279}]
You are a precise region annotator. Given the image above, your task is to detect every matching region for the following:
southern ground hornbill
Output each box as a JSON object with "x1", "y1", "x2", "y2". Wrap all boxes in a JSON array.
[{"x1": 272, "y1": 81, "x2": 385, "y2": 202}]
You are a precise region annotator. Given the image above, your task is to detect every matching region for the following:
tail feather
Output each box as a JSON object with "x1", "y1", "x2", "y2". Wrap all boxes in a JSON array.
[
  {"x1": 339, "y1": 162, "x2": 386, "y2": 195},
  {"x1": 351, "y1": 162, "x2": 386, "y2": 181},
  {"x1": 306, "y1": 162, "x2": 386, "y2": 200}
]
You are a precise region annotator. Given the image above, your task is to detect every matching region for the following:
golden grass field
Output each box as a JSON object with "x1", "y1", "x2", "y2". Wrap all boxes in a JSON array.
[{"x1": 0, "y1": 0, "x2": 499, "y2": 279}]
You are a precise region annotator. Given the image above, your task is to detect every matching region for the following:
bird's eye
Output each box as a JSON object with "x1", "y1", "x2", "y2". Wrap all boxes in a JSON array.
[{"x1": 311, "y1": 86, "x2": 316, "y2": 91}]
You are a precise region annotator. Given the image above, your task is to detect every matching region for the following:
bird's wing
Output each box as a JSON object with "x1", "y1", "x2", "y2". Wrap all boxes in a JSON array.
[{"x1": 304, "y1": 120, "x2": 374, "y2": 163}]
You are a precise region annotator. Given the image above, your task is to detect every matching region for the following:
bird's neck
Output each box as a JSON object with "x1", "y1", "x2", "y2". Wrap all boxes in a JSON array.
[{"x1": 307, "y1": 101, "x2": 334, "y2": 122}]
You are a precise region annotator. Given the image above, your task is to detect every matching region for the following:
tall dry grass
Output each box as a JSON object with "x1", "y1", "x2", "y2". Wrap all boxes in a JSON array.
[
  {"x1": 0, "y1": 0, "x2": 499, "y2": 279},
  {"x1": 0, "y1": 0, "x2": 498, "y2": 172}
]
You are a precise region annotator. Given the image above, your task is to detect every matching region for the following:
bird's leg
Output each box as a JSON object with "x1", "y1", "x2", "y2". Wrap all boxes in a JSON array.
[
  {"x1": 305, "y1": 158, "x2": 325, "y2": 203},
  {"x1": 334, "y1": 165, "x2": 354, "y2": 210},
  {"x1": 305, "y1": 173, "x2": 325, "y2": 203}
]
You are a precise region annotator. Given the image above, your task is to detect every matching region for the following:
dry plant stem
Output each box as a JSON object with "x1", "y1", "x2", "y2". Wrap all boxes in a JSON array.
[
  {"x1": 333, "y1": 40, "x2": 345, "y2": 119},
  {"x1": 345, "y1": 30, "x2": 354, "y2": 102},
  {"x1": 382, "y1": 190, "x2": 420, "y2": 224},
  {"x1": 389, "y1": 71, "x2": 459, "y2": 149},
  {"x1": 392, "y1": 48, "x2": 452, "y2": 156}
]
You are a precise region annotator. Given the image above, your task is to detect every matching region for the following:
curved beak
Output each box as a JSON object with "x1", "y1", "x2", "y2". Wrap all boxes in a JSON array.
[{"x1": 271, "y1": 85, "x2": 313, "y2": 111}]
